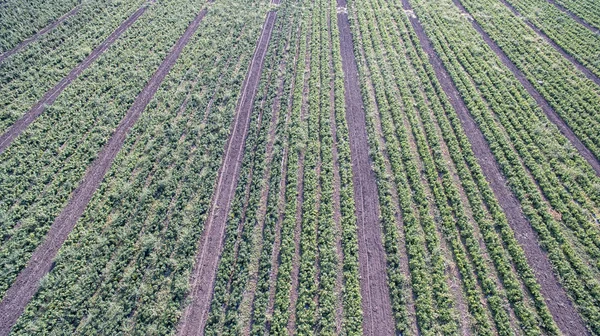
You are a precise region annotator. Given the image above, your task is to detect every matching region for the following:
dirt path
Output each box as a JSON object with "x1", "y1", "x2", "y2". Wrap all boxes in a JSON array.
[
  {"x1": 401, "y1": 1, "x2": 590, "y2": 334},
  {"x1": 545, "y1": 0, "x2": 599, "y2": 34},
  {"x1": 0, "y1": 8, "x2": 208, "y2": 336},
  {"x1": 0, "y1": 5, "x2": 81, "y2": 63},
  {"x1": 336, "y1": 0, "x2": 395, "y2": 334},
  {"x1": 452, "y1": 0, "x2": 600, "y2": 175},
  {"x1": 177, "y1": 11, "x2": 277, "y2": 336},
  {"x1": 0, "y1": 3, "x2": 151, "y2": 155}
]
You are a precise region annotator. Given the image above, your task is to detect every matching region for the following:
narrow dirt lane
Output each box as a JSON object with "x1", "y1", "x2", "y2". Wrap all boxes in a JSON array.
[
  {"x1": 336, "y1": 0, "x2": 395, "y2": 334},
  {"x1": 0, "y1": 9, "x2": 208, "y2": 336},
  {"x1": 0, "y1": 3, "x2": 150, "y2": 154},
  {"x1": 452, "y1": 0, "x2": 600, "y2": 174},
  {"x1": 402, "y1": 0, "x2": 589, "y2": 334},
  {"x1": 177, "y1": 10, "x2": 277, "y2": 336},
  {"x1": 0, "y1": 5, "x2": 81, "y2": 63}
]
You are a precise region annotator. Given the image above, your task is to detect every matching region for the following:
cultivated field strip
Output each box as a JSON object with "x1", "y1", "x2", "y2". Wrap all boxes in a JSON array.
[
  {"x1": 0, "y1": 7, "x2": 209, "y2": 335},
  {"x1": 546, "y1": 0, "x2": 600, "y2": 34},
  {"x1": 0, "y1": 0, "x2": 210, "y2": 307},
  {"x1": 492, "y1": 0, "x2": 600, "y2": 78},
  {"x1": 0, "y1": 0, "x2": 80, "y2": 53},
  {"x1": 494, "y1": 0, "x2": 600, "y2": 87},
  {"x1": 351, "y1": 0, "x2": 549, "y2": 333},
  {"x1": 448, "y1": 0, "x2": 600, "y2": 161},
  {"x1": 203, "y1": 3, "x2": 293, "y2": 333},
  {"x1": 408, "y1": 0, "x2": 600, "y2": 332},
  {"x1": 0, "y1": 0, "x2": 147, "y2": 134},
  {"x1": 550, "y1": 0, "x2": 600, "y2": 31},
  {"x1": 337, "y1": 0, "x2": 396, "y2": 334},
  {"x1": 1, "y1": 0, "x2": 599, "y2": 333},
  {"x1": 177, "y1": 6, "x2": 277, "y2": 335},
  {"x1": 7, "y1": 1, "x2": 269, "y2": 334},
  {"x1": 448, "y1": 0, "x2": 600, "y2": 176},
  {"x1": 0, "y1": 5, "x2": 80, "y2": 63},
  {"x1": 0, "y1": 2, "x2": 151, "y2": 154},
  {"x1": 202, "y1": 0, "x2": 367, "y2": 333}
]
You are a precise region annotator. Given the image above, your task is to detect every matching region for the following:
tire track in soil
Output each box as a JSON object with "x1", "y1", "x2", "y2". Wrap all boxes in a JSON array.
[
  {"x1": 401, "y1": 0, "x2": 590, "y2": 334},
  {"x1": 0, "y1": 8, "x2": 208, "y2": 336},
  {"x1": 545, "y1": 0, "x2": 599, "y2": 35},
  {"x1": 0, "y1": 2, "x2": 151, "y2": 155},
  {"x1": 0, "y1": 5, "x2": 81, "y2": 63},
  {"x1": 452, "y1": 0, "x2": 600, "y2": 175},
  {"x1": 177, "y1": 10, "x2": 277, "y2": 336},
  {"x1": 336, "y1": 0, "x2": 395, "y2": 334}
]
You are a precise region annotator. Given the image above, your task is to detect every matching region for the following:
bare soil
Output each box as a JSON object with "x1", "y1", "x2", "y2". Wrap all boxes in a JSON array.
[
  {"x1": 0, "y1": 4, "x2": 150, "y2": 154},
  {"x1": 0, "y1": 5, "x2": 81, "y2": 63},
  {"x1": 177, "y1": 11, "x2": 277, "y2": 336},
  {"x1": 401, "y1": 1, "x2": 590, "y2": 334},
  {"x1": 453, "y1": 0, "x2": 600, "y2": 175},
  {"x1": 0, "y1": 8, "x2": 208, "y2": 336},
  {"x1": 336, "y1": 1, "x2": 396, "y2": 334}
]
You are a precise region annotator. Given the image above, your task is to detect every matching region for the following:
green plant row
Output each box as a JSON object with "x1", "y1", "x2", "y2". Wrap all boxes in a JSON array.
[
  {"x1": 328, "y1": 0, "x2": 364, "y2": 332},
  {"x1": 553, "y1": 0, "x2": 600, "y2": 30},
  {"x1": 0, "y1": 0, "x2": 215, "y2": 301},
  {"x1": 500, "y1": 0, "x2": 600, "y2": 76},
  {"x1": 408, "y1": 0, "x2": 600, "y2": 331},
  {"x1": 270, "y1": 0, "x2": 313, "y2": 332},
  {"x1": 0, "y1": 0, "x2": 80, "y2": 52},
  {"x1": 11, "y1": 1, "x2": 271, "y2": 334},
  {"x1": 295, "y1": 0, "x2": 323, "y2": 332},
  {"x1": 0, "y1": 0, "x2": 147, "y2": 133},
  {"x1": 203, "y1": 1, "x2": 297, "y2": 334},
  {"x1": 452, "y1": 0, "x2": 600, "y2": 160},
  {"x1": 249, "y1": 4, "x2": 310, "y2": 335}
]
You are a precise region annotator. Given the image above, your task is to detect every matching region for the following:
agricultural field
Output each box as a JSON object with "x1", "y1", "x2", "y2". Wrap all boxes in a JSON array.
[{"x1": 0, "y1": 0, "x2": 598, "y2": 334}]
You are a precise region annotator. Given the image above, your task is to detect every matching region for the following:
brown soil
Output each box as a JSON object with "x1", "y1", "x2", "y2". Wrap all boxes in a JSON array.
[
  {"x1": 336, "y1": 1, "x2": 396, "y2": 335},
  {"x1": 401, "y1": 1, "x2": 590, "y2": 334},
  {"x1": 545, "y1": 0, "x2": 599, "y2": 35},
  {"x1": 0, "y1": 3, "x2": 150, "y2": 154},
  {"x1": 0, "y1": 5, "x2": 81, "y2": 63},
  {"x1": 453, "y1": 0, "x2": 600, "y2": 175},
  {"x1": 177, "y1": 11, "x2": 277, "y2": 336},
  {"x1": 0, "y1": 8, "x2": 208, "y2": 336}
]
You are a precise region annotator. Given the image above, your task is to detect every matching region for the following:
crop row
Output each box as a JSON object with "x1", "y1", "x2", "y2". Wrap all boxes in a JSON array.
[
  {"x1": 203, "y1": 2, "x2": 294, "y2": 334},
  {"x1": 348, "y1": 0, "x2": 592, "y2": 333},
  {"x1": 0, "y1": 0, "x2": 147, "y2": 133},
  {"x1": 409, "y1": 0, "x2": 600, "y2": 331},
  {"x1": 328, "y1": 0, "x2": 363, "y2": 331},
  {"x1": 553, "y1": 0, "x2": 600, "y2": 30},
  {"x1": 0, "y1": 0, "x2": 80, "y2": 52},
  {"x1": 500, "y1": 0, "x2": 600, "y2": 76},
  {"x1": 435, "y1": 0, "x2": 600, "y2": 273},
  {"x1": 10, "y1": 1, "x2": 271, "y2": 334},
  {"x1": 0, "y1": 0, "x2": 215, "y2": 301},
  {"x1": 452, "y1": 0, "x2": 600, "y2": 161},
  {"x1": 349, "y1": 1, "x2": 461, "y2": 334}
]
